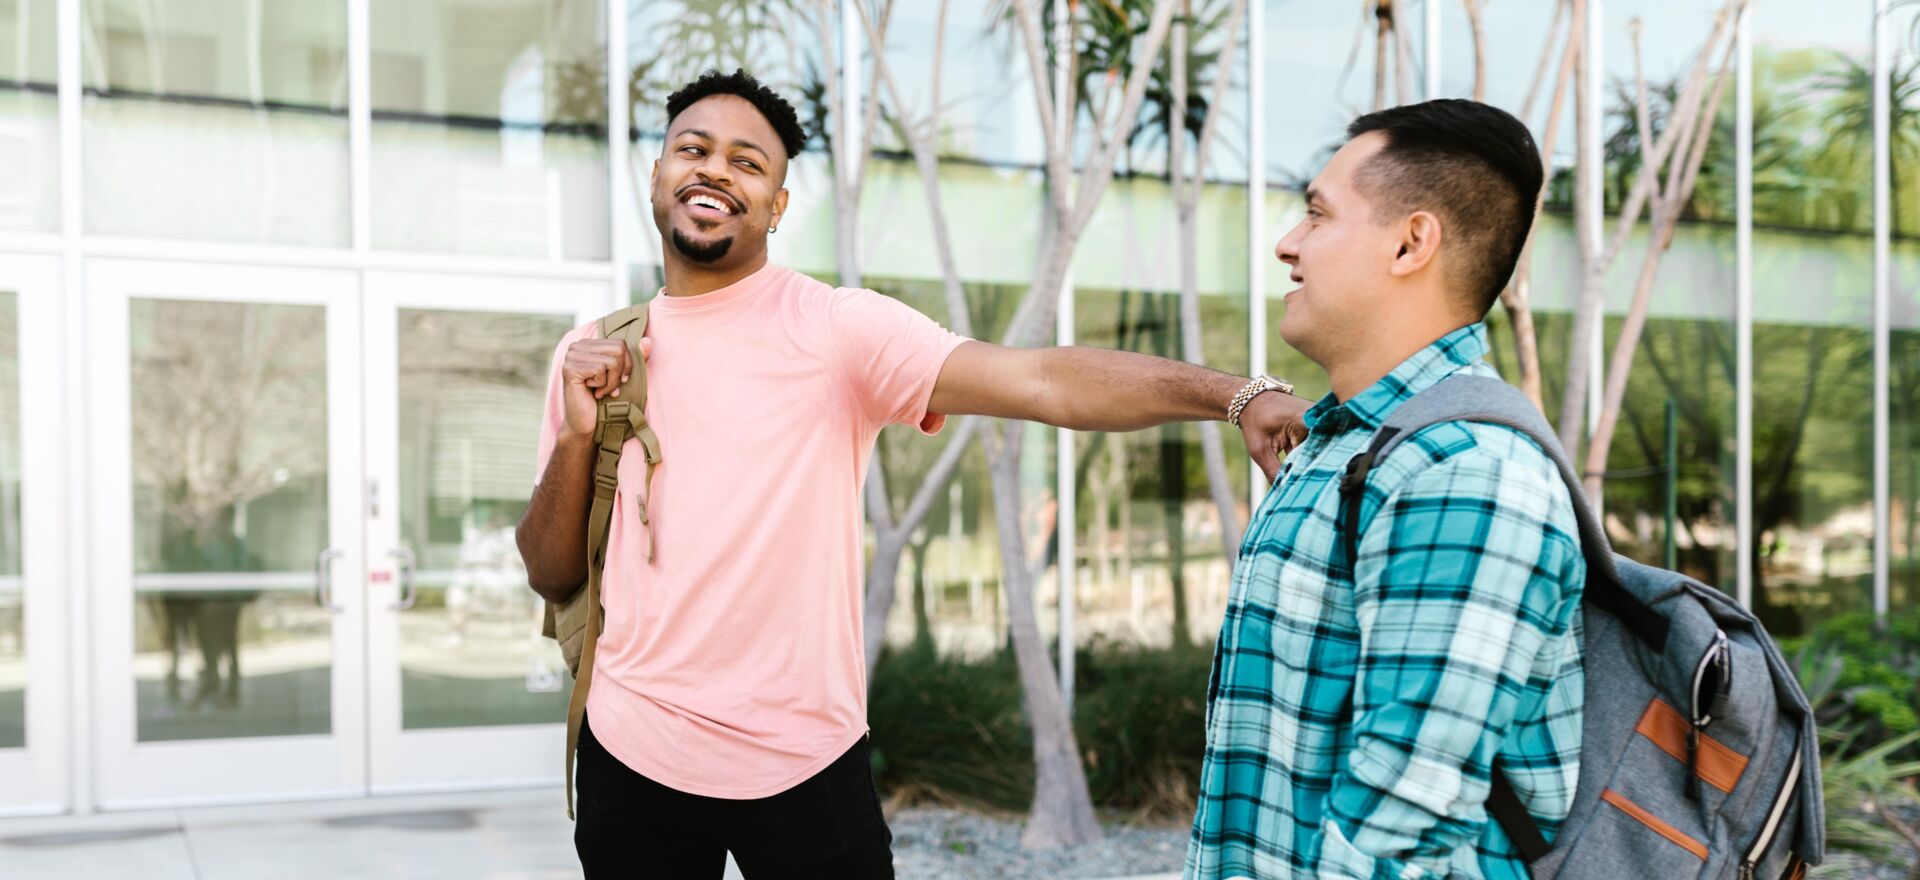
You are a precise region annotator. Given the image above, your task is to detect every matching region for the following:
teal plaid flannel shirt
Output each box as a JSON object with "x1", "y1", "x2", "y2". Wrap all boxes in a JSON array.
[{"x1": 1185, "y1": 323, "x2": 1586, "y2": 880}]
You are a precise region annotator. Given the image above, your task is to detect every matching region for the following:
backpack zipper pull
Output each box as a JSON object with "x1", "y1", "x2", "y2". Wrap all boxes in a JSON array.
[{"x1": 1686, "y1": 630, "x2": 1730, "y2": 802}]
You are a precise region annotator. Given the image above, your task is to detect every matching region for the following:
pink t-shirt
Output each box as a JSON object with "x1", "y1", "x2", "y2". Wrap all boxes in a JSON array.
[{"x1": 534, "y1": 262, "x2": 967, "y2": 799}]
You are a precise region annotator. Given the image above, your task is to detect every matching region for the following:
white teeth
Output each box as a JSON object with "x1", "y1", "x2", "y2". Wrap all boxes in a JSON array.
[{"x1": 687, "y1": 194, "x2": 731, "y2": 214}]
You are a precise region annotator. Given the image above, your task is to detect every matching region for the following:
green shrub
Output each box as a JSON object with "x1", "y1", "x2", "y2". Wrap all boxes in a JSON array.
[
  {"x1": 866, "y1": 647, "x2": 1033, "y2": 810},
  {"x1": 866, "y1": 641, "x2": 1212, "y2": 817},
  {"x1": 1072, "y1": 639, "x2": 1211, "y2": 817},
  {"x1": 1783, "y1": 608, "x2": 1920, "y2": 758}
]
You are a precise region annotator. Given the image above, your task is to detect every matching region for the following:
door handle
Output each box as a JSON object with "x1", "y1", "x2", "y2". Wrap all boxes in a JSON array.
[
  {"x1": 387, "y1": 547, "x2": 418, "y2": 610},
  {"x1": 314, "y1": 548, "x2": 345, "y2": 613}
]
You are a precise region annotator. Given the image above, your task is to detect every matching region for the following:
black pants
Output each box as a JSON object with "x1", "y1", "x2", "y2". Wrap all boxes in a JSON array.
[{"x1": 573, "y1": 715, "x2": 895, "y2": 879}]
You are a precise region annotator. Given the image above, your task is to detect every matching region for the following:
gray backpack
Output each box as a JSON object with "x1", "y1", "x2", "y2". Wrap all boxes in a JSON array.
[{"x1": 1336, "y1": 375, "x2": 1822, "y2": 880}]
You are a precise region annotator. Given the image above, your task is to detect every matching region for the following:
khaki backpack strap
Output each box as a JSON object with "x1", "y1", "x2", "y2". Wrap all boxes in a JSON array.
[
  {"x1": 562, "y1": 304, "x2": 655, "y2": 819},
  {"x1": 610, "y1": 309, "x2": 661, "y2": 560},
  {"x1": 561, "y1": 563, "x2": 604, "y2": 819},
  {"x1": 564, "y1": 392, "x2": 629, "y2": 818}
]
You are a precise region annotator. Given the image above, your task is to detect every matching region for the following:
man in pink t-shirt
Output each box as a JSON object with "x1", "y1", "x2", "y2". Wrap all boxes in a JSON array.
[{"x1": 517, "y1": 70, "x2": 1309, "y2": 879}]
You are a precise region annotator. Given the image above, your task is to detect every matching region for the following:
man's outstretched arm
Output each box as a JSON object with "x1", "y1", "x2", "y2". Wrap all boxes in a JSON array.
[{"x1": 927, "y1": 341, "x2": 1310, "y2": 478}]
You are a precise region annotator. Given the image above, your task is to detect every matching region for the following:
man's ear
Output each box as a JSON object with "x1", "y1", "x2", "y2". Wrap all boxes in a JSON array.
[
  {"x1": 1389, "y1": 210, "x2": 1442, "y2": 278},
  {"x1": 650, "y1": 159, "x2": 659, "y2": 187},
  {"x1": 771, "y1": 188, "x2": 790, "y2": 231}
]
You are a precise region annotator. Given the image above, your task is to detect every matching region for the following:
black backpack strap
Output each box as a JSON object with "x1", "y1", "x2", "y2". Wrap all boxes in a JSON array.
[
  {"x1": 1338, "y1": 422, "x2": 1551, "y2": 864},
  {"x1": 1338, "y1": 427, "x2": 1400, "y2": 575},
  {"x1": 1333, "y1": 373, "x2": 1676, "y2": 865},
  {"x1": 1489, "y1": 769, "x2": 1552, "y2": 863},
  {"x1": 1353, "y1": 375, "x2": 1669, "y2": 652}
]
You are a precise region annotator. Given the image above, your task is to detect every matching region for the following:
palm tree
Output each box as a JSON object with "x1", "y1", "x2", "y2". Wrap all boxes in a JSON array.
[{"x1": 1805, "y1": 51, "x2": 1920, "y2": 236}]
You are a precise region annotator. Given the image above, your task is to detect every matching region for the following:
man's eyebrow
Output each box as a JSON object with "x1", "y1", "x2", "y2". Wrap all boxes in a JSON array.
[
  {"x1": 673, "y1": 127, "x2": 711, "y2": 141},
  {"x1": 1304, "y1": 187, "x2": 1323, "y2": 207}
]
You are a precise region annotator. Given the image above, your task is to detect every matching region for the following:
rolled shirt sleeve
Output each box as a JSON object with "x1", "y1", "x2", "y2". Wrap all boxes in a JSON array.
[{"x1": 1318, "y1": 445, "x2": 1583, "y2": 879}]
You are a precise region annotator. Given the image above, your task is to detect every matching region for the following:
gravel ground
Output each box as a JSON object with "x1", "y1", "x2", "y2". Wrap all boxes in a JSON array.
[
  {"x1": 1818, "y1": 801, "x2": 1920, "y2": 880},
  {"x1": 1818, "y1": 852, "x2": 1913, "y2": 880},
  {"x1": 889, "y1": 807, "x2": 1187, "y2": 880}
]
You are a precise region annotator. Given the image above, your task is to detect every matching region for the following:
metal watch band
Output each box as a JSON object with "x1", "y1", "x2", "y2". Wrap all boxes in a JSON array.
[{"x1": 1228, "y1": 374, "x2": 1294, "y2": 427}]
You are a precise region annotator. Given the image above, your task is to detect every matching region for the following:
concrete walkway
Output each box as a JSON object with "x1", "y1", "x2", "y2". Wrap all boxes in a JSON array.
[
  {"x1": 0, "y1": 789, "x2": 1179, "y2": 879},
  {"x1": 0, "y1": 788, "x2": 611, "y2": 880}
]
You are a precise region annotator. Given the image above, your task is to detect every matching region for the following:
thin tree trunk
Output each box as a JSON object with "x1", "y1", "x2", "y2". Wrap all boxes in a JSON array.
[
  {"x1": 1373, "y1": 1, "x2": 1391, "y2": 111},
  {"x1": 987, "y1": 424, "x2": 1103, "y2": 847},
  {"x1": 849, "y1": 0, "x2": 983, "y2": 680},
  {"x1": 1582, "y1": 15, "x2": 1738, "y2": 498},
  {"x1": 1392, "y1": 1, "x2": 1415, "y2": 105},
  {"x1": 1520, "y1": 0, "x2": 1570, "y2": 120},
  {"x1": 1502, "y1": 0, "x2": 1581, "y2": 415},
  {"x1": 1465, "y1": 0, "x2": 1487, "y2": 102},
  {"x1": 985, "y1": 0, "x2": 1180, "y2": 847},
  {"x1": 1170, "y1": 0, "x2": 1249, "y2": 573},
  {"x1": 1559, "y1": 0, "x2": 1738, "y2": 456},
  {"x1": 863, "y1": 418, "x2": 981, "y2": 679},
  {"x1": 1559, "y1": 0, "x2": 1599, "y2": 455}
]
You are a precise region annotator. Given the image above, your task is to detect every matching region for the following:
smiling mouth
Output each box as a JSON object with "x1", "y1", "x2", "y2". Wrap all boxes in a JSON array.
[{"x1": 680, "y1": 189, "x2": 738, "y2": 219}]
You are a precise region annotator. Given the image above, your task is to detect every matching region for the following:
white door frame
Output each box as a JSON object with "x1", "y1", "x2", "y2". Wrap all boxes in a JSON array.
[
  {"x1": 362, "y1": 270, "x2": 601, "y2": 794},
  {"x1": 87, "y1": 258, "x2": 367, "y2": 808},
  {"x1": 0, "y1": 254, "x2": 69, "y2": 816}
]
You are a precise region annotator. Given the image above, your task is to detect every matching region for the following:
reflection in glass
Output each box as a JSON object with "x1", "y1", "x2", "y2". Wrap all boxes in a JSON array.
[
  {"x1": 0, "y1": 0, "x2": 59, "y2": 233},
  {"x1": 1744, "y1": 3, "x2": 1875, "y2": 634},
  {"x1": 81, "y1": 1, "x2": 350, "y2": 245},
  {"x1": 865, "y1": 277, "x2": 1049, "y2": 659},
  {"x1": 1897, "y1": 245, "x2": 1920, "y2": 613},
  {"x1": 866, "y1": 0, "x2": 1041, "y2": 167},
  {"x1": 1069, "y1": 150, "x2": 1252, "y2": 648},
  {"x1": 1580, "y1": 0, "x2": 1738, "y2": 596},
  {"x1": 130, "y1": 299, "x2": 331, "y2": 742},
  {"x1": 1264, "y1": 0, "x2": 1421, "y2": 188},
  {"x1": 1890, "y1": 4, "x2": 1920, "y2": 616},
  {"x1": 397, "y1": 309, "x2": 573, "y2": 729},
  {"x1": 372, "y1": 0, "x2": 608, "y2": 259},
  {"x1": 1595, "y1": 231, "x2": 1738, "y2": 590},
  {"x1": 1075, "y1": 285, "x2": 1249, "y2": 649},
  {"x1": 0, "y1": 292, "x2": 22, "y2": 748}
]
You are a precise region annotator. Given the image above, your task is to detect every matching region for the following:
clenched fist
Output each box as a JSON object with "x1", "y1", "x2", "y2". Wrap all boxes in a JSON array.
[{"x1": 561, "y1": 336, "x2": 654, "y2": 439}]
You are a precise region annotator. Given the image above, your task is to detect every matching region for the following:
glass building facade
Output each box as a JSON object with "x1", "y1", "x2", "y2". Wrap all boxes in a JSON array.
[{"x1": 0, "y1": 0, "x2": 1911, "y2": 812}]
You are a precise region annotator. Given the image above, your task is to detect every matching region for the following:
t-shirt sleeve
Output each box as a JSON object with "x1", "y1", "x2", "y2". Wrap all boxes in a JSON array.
[
  {"x1": 827, "y1": 288, "x2": 969, "y2": 434},
  {"x1": 533, "y1": 322, "x2": 595, "y2": 483}
]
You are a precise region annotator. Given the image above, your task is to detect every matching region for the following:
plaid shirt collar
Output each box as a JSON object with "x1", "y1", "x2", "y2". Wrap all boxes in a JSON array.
[{"x1": 1301, "y1": 322, "x2": 1491, "y2": 437}]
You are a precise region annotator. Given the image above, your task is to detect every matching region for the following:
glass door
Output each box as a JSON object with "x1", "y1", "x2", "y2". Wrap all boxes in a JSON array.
[
  {"x1": 88, "y1": 259, "x2": 366, "y2": 806},
  {"x1": 0, "y1": 255, "x2": 66, "y2": 814},
  {"x1": 362, "y1": 271, "x2": 601, "y2": 792}
]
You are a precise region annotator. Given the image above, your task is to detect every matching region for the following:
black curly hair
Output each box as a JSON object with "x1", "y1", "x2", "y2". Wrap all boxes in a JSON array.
[{"x1": 665, "y1": 69, "x2": 807, "y2": 159}]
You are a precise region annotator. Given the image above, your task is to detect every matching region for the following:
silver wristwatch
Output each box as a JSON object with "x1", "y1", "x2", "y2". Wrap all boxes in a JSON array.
[{"x1": 1228, "y1": 374, "x2": 1295, "y2": 427}]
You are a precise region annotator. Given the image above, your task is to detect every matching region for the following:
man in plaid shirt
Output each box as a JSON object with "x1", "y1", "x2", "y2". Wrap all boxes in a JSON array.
[{"x1": 1186, "y1": 101, "x2": 1584, "y2": 880}]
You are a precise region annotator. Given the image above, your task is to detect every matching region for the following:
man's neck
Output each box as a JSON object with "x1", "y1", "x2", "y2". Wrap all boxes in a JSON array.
[
  {"x1": 1325, "y1": 318, "x2": 1473, "y2": 403},
  {"x1": 661, "y1": 250, "x2": 770, "y2": 298}
]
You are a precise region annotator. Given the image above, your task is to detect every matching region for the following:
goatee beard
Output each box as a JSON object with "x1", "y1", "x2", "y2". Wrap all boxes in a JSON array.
[{"x1": 671, "y1": 228, "x2": 734, "y2": 263}]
